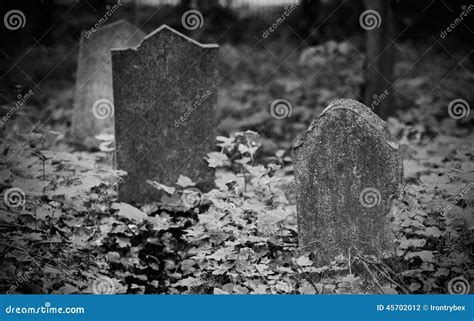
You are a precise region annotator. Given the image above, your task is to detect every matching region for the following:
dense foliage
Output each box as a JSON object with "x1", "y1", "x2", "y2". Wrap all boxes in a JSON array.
[{"x1": 0, "y1": 39, "x2": 472, "y2": 294}]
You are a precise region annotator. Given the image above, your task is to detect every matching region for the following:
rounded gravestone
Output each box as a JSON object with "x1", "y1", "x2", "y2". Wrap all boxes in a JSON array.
[
  {"x1": 72, "y1": 20, "x2": 145, "y2": 147},
  {"x1": 293, "y1": 99, "x2": 403, "y2": 264}
]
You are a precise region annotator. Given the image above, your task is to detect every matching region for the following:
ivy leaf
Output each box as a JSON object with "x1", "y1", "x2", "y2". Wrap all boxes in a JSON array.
[
  {"x1": 180, "y1": 259, "x2": 196, "y2": 275},
  {"x1": 216, "y1": 136, "x2": 235, "y2": 149},
  {"x1": 95, "y1": 133, "x2": 114, "y2": 141},
  {"x1": 213, "y1": 288, "x2": 229, "y2": 294},
  {"x1": 146, "y1": 180, "x2": 175, "y2": 194},
  {"x1": 244, "y1": 164, "x2": 267, "y2": 178},
  {"x1": 214, "y1": 172, "x2": 243, "y2": 191},
  {"x1": 98, "y1": 141, "x2": 114, "y2": 153},
  {"x1": 0, "y1": 169, "x2": 12, "y2": 183},
  {"x1": 398, "y1": 237, "x2": 426, "y2": 250},
  {"x1": 111, "y1": 203, "x2": 148, "y2": 224},
  {"x1": 295, "y1": 255, "x2": 313, "y2": 267},
  {"x1": 433, "y1": 268, "x2": 450, "y2": 277},
  {"x1": 208, "y1": 246, "x2": 237, "y2": 261},
  {"x1": 206, "y1": 152, "x2": 228, "y2": 168},
  {"x1": 249, "y1": 284, "x2": 268, "y2": 294},
  {"x1": 49, "y1": 185, "x2": 84, "y2": 198},
  {"x1": 275, "y1": 281, "x2": 291, "y2": 293},
  {"x1": 148, "y1": 215, "x2": 169, "y2": 231},
  {"x1": 172, "y1": 277, "x2": 203, "y2": 288},
  {"x1": 25, "y1": 232, "x2": 44, "y2": 241},
  {"x1": 405, "y1": 250, "x2": 435, "y2": 263},
  {"x1": 299, "y1": 280, "x2": 317, "y2": 294},
  {"x1": 44, "y1": 266, "x2": 62, "y2": 276},
  {"x1": 235, "y1": 157, "x2": 251, "y2": 165},
  {"x1": 408, "y1": 282, "x2": 421, "y2": 292},
  {"x1": 14, "y1": 178, "x2": 49, "y2": 196},
  {"x1": 380, "y1": 285, "x2": 398, "y2": 294},
  {"x1": 56, "y1": 284, "x2": 80, "y2": 294},
  {"x1": 36, "y1": 204, "x2": 57, "y2": 220},
  {"x1": 176, "y1": 175, "x2": 196, "y2": 188},
  {"x1": 416, "y1": 226, "x2": 444, "y2": 238},
  {"x1": 79, "y1": 174, "x2": 103, "y2": 190},
  {"x1": 116, "y1": 237, "x2": 131, "y2": 248},
  {"x1": 243, "y1": 130, "x2": 262, "y2": 152}
]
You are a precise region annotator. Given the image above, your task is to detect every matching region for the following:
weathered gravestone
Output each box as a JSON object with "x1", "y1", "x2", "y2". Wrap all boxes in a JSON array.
[
  {"x1": 72, "y1": 20, "x2": 145, "y2": 146},
  {"x1": 293, "y1": 99, "x2": 403, "y2": 264},
  {"x1": 111, "y1": 25, "x2": 219, "y2": 203}
]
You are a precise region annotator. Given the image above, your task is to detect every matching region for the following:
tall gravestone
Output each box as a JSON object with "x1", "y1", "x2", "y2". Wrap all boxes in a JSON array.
[
  {"x1": 112, "y1": 25, "x2": 219, "y2": 203},
  {"x1": 72, "y1": 20, "x2": 145, "y2": 147},
  {"x1": 293, "y1": 99, "x2": 403, "y2": 264}
]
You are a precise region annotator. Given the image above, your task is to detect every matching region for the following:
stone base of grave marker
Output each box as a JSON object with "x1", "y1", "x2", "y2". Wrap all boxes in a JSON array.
[{"x1": 293, "y1": 99, "x2": 403, "y2": 264}]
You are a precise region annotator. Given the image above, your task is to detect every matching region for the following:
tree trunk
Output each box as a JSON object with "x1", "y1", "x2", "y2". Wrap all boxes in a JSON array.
[
  {"x1": 363, "y1": 0, "x2": 395, "y2": 120},
  {"x1": 132, "y1": 0, "x2": 139, "y2": 26},
  {"x1": 178, "y1": 0, "x2": 192, "y2": 11},
  {"x1": 300, "y1": 0, "x2": 320, "y2": 41}
]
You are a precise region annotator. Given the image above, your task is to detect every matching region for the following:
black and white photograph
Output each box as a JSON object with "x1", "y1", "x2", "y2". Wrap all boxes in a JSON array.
[{"x1": 0, "y1": 0, "x2": 473, "y2": 298}]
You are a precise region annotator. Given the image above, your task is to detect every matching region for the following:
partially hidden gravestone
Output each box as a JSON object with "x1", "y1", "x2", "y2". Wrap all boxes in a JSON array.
[
  {"x1": 293, "y1": 99, "x2": 403, "y2": 264},
  {"x1": 111, "y1": 25, "x2": 219, "y2": 203},
  {"x1": 72, "y1": 20, "x2": 145, "y2": 146}
]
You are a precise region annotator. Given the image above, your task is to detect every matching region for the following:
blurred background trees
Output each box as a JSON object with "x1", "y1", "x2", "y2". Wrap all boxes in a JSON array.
[{"x1": 0, "y1": 0, "x2": 472, "y2": 119}]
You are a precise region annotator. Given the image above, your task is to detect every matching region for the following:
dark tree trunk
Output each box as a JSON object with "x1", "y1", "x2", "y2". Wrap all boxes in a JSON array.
[
  {"x1": 81, "y1": 0, "x2": 107, "y2": 13},
  {"x1": 178, "y1": 0, "x2": 192, "y2": 11},
  {"x1": 132, "y1": 0, "x2": 139, "y2": 26},
  {"x1": 197, "y1": 0, "x2": 220, "y2": 12},
  {"x1": 300, "y1": 0, "x2": 320, "y2": 41},
  {"x1": 363, "y1": 0, "x2": 395, "y2": 120}
]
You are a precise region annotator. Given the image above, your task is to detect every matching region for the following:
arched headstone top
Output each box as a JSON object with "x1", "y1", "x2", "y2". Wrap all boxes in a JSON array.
[
  {"x1": 321, "y1": 99, "x2": 387, "y2": 134},
  {"x1": 112, "y1": 24, "x2": 219, "y2": 53},
  {"x1": 294, "y1": 99, "x2": 399, "y2": 151}
]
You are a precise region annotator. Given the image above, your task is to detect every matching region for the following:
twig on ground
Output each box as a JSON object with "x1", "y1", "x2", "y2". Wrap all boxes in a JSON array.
[{"x1": 255, "y1": 265, "x2": 275, "y2": 294}]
